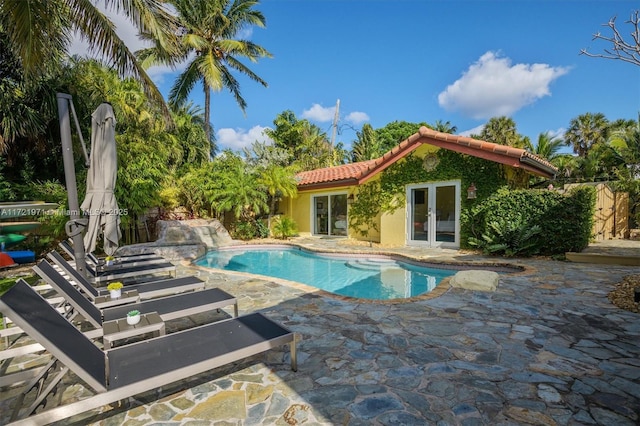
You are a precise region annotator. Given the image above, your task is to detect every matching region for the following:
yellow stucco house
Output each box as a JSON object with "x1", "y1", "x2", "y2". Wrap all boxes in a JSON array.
[{"x1": 280, "y1": 127, "x2": 557, "y2": 248}]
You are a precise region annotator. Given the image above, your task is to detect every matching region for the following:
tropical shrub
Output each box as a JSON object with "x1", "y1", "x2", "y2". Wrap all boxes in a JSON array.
[
  {"x1": 231, "y1": 220, "x2": 268, "y2": 240},
  {"x1": 272, "y1": 216, "x2": 297, "y2": 239},
  {"x1": 468, "y1": 220, "x2": 542, "y2": 257},
  {"x1": 468, "y1": 186, "x2": 596, "y2": 256}
]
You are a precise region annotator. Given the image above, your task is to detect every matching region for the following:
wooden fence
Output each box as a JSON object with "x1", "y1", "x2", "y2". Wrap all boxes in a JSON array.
[{"x1": 565, "y1": 183, "x2": 629, "y2": 240}]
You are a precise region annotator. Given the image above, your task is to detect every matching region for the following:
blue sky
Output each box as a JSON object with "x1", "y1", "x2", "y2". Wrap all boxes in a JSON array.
[{"x1": 73, "y1": 0, "x2": 640, "y2": 154}]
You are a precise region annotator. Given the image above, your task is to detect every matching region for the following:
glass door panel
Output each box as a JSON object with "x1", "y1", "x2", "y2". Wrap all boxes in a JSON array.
[
  {"x1": 435, "y1": 185, "x2": 456, "y2": 243},
  {"x1": 410, "y1": 188, "x2": 429, "y2": 241},
  {"x1": 314, "y1": 196, "x2": 328, "y2": 235},
  {"x1": 331, "y1": 194, "x2": 348, "y2": 236}
]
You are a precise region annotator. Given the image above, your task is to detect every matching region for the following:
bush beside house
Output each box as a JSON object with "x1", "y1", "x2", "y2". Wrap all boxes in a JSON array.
[{"x1": 467, "y1": 186, "x2": 596, "y2": 256}]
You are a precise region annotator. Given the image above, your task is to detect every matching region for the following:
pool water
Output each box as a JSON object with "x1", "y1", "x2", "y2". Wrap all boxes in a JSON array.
[{"x1": 195, "y1": 247, "x2": 457, "y2": 300}]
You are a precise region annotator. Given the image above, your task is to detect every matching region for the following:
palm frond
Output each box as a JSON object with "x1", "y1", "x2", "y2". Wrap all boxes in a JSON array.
[{"x1": 169, "y1": 60, "x2": 201, "y2": 106}]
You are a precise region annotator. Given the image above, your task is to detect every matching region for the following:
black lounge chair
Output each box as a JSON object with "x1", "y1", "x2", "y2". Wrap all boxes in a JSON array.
[
  {"x1": 34, "y1": 260, "x2": 239, "y2": 333},
  {"x1": 58, "y1": 243, "x2": 176, "y2": 284},
  {"x1": 47, "y1": 251, "x2": 204, "y2": 301},
  {"x1": 0, "y1": 280, "x2": 296, "y2": 425},
  {"x1": 60, "y1": 239, "x2": 164, "y2": 266}
]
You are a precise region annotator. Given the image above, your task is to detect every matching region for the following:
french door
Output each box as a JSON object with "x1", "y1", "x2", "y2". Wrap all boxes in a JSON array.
[{"x1": 406, "y1": 181, "x2": 460, "y2": 247}]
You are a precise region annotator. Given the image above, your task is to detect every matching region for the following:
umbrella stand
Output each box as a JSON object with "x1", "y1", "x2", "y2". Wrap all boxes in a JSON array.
[{"x1": 56, "y1": 93, "x2": 88, "y2": 277}]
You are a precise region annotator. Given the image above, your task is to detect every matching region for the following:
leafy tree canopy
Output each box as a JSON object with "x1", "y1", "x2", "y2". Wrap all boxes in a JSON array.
[
  {"x1": 374, "y1": 120, "x2": 429, "y2": 153},
  {"x1": 264, "y1": 110, "x2": 335, "y2": 171}
]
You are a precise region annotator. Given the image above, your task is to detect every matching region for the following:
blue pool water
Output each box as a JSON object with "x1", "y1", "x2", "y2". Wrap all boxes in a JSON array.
[{"x1": 195, "y1": 247, "x2": 458, "y2": 300}]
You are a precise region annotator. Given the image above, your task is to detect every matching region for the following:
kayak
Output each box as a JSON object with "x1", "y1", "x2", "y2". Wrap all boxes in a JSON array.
[
  {"x1": 0, "y1": 233, "x2": 26, "y2": 247},
  {"x1": 0, "y1": 221, "x2": 41, "y2": 233}
]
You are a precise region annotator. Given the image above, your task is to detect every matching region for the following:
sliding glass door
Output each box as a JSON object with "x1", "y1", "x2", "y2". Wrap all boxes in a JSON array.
[{"x1": 313, "y1": 194, "x2": 347, "y2": 236}]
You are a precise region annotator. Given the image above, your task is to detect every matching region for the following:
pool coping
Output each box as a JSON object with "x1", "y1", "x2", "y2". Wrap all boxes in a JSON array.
[{"x1": 186, "y1": 242, "x2": 532, "y2": 305}]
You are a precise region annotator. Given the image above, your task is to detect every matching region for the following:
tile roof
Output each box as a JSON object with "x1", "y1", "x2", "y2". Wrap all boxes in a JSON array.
[{"x1": 296, "y1": 127, "x2": 558, "y2": 190}]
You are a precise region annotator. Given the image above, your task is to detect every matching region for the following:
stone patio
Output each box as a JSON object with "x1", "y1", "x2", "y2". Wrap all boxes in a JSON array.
[{"x1": 1, "y1": 238, "x2": 639, "y2": 425}]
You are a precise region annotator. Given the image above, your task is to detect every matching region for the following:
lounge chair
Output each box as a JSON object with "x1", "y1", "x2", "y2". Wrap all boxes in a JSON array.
[
  {"x1": 86, "y1": 259, "x2": 176, "y2": 284},
  {"x1": 58, "y1": 243, "x2": 176, "y2": 284},
  {"x1": 0, "y1": 279, "x2": 296, "y2": 425},
  {"x1": 34, "y1": 260, "x2": 239, "y2": 332},
  {"x1": 60, "y1": 239, "x2": 164, "y2": 265},
  {"x1": 47, "y1": 251, "x2": 203, "y2": 300}
]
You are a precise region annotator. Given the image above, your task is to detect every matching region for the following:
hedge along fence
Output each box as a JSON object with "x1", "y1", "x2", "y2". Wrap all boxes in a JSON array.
[{"x1": 466, "y1": 186, "x2": 596, "y2": 256}]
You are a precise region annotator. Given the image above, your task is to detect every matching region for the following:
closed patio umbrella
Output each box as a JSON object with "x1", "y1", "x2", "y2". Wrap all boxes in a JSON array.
[{"x1": 80, "y1": 103, "x2": 121, "y2": 256}]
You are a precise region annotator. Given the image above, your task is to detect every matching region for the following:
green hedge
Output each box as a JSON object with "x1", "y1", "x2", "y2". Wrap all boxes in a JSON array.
[{"x1": 467, "y1": 186, "x2": 596, "y2": 256}]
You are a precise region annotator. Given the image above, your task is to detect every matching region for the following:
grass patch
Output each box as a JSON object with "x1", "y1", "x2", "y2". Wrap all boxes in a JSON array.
[
  {"x1": 0, "y1": 274, "x2": 39, "y2": 329},
  {"x1": 0, "y1": 274, "x2": 39, "y2": 295}
]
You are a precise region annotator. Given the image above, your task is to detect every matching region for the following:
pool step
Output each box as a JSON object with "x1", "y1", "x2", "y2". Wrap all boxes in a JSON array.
[{"x1": 345, "y1": 259, "x2": 400, "y2": 271}]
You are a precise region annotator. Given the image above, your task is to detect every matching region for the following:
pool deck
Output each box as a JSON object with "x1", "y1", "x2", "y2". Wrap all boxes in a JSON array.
[{"x1": 1, "y1": 238, "x2": 640, "y2": 425}]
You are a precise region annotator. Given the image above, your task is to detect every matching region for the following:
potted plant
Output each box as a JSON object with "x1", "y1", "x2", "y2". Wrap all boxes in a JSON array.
[
  {"x1": 107, "y1": 282, "x2": 123, "y2": 299},
  {"x1": 105, "y1": 255, "x2": 115, "y2": 266},
  {"x1": 126, "y1": 310, "x2": 141, "y2": 325}
]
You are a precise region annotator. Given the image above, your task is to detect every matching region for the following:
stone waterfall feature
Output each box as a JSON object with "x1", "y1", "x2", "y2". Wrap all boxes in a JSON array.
[{"x1": 115, "y1": 219, "x2": 233, "y2": 261}]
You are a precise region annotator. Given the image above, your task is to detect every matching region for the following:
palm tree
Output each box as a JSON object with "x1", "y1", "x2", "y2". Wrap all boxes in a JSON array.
[
  {"x1": 0, "y1": 0, "x2": 177, "y2": 118},
  {"x1": 265, "y1": 111, "x2": 334, "y2": 171},
  {"x1": 257, "y1": 164, "x2": 298, "y2": 231},
  {"x1": 170, "y1": 102, "x2": 216, "y2": 164},
  {"x1": 553, "y1": 154, "x2": 580, "y2": 179},
  {"x1": 432, "y1": 120, "x2": 457, "y2": 134},
  {"x1": 564, "y1": 113, "x2": 609, "y2": 157},
  {"x1": 216, "y1": 164, "x2": 268, "y2": 221},
  {"x1": 352, "y1": 123, "x2": 381, "y2": 162},
  {"x1": 476, "y1": 116, "x2": 525, "y2": 148},
  {"x1": 608, "y1": 116, "x2": 640, "y2": 226},
  {"x1": 138, "y1": 0, "x2": 272, "y2": 141},
  {"x1": 525, "y1": 132, "x2": 564, "y2": 161}
]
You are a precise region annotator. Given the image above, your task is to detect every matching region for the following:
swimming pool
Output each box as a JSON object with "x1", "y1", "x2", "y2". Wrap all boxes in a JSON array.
[{"x1": 194, "y1": 246, "x2": 458, "y2": 300}]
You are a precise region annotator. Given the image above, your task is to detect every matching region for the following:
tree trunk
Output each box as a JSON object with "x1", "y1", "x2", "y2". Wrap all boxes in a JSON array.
[
  {"x1": 204, "y1": 81, "x2": 211, "y2": 143},
  {"x1": 267, "y1": 198, "x2": 276, "y2": 236}
]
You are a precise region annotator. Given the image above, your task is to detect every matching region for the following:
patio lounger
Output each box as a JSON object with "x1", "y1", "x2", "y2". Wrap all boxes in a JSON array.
[
  {"x1": 33, "y1": 260, "x2": 238, "y2": 333},
  {"x1": 85, "y1": 260, "x2": 176, "y2": 284},
  {"x1": 60, "y1": 239, "x2": 164, "y2": 265},
  {"x1": 58, "y1": 243, "x2": 176, "y2": 284},
  {"x1": 0, "y1": 280, "x2": 296, "y2": 425},
  {"x1": 47, "y1": 251, "x2": 199, "y2": 299},
  {"x1": 86, "y1": 251, "x2": 168, "y2": 270}
]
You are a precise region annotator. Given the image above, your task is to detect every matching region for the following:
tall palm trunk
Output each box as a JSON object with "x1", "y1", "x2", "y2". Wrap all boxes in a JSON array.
[{"x1": 204, "y1": 81, "x2": 211, "y2": 142}]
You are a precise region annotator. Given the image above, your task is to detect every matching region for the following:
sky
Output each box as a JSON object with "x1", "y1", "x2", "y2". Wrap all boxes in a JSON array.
[{"x1": 71, "y1": 0, "x2": 640, "y2": 154}]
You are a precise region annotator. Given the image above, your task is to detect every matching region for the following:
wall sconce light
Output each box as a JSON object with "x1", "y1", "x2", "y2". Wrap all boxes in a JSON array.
[
  {"x1": 347, "y1": 194, "x2": 355, "y2": 204},
  {"x1": 467, "y1": 183, "x2": 477, "y2": 200}
]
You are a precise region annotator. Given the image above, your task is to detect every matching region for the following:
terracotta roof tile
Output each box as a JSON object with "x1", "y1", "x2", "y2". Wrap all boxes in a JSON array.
[
  {"x1": 296, "y1": 127, "x2": 558, "y2": 190},
  {"x1": 296, "y1": 160, "x2": 378, "y2": 186}
]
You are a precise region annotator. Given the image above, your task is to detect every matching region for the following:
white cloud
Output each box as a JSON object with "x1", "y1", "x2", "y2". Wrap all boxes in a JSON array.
[
  {"x1": 301, "y1": 104, "x2": 336, "y2": 122},
  {"x1": 459, "y1": 124, "x2": 485, "y2": 137},
  {"x1": 345, "y1": 111, "x2": 370, "y2": 124},
  {"x1": 216, "y1": 126, "x2": 273, "y2": 151},
  {"x1": 438, "y1": 51, "x2": 569, "y2": 119}
]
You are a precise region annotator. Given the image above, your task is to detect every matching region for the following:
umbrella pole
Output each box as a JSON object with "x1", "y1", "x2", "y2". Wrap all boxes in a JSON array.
[{"x1": 57, "y1": 93, "x2": 88, "y2": 277}]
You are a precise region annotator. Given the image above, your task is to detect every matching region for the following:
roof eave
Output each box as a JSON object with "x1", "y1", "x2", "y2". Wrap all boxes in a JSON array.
[
  {"x1": 297, "y1": 178, "x2": 359, "y2": 192},
  {"x1": 417, "y1": 129, "x2": 558, "y2": 178}
]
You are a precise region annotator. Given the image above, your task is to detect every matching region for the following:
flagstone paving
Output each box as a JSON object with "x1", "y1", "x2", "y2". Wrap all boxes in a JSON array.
[{"x1": 1, "y1": 238, "x2": 639, "y2": 425}]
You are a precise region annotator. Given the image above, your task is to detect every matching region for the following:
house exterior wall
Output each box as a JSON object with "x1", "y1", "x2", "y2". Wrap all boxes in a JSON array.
[
  {"x1": 380, "y1": 208, "x2": 405, "y2": 245},
  {"x1": 289, "y1": 191, "x2": 311, "y2": 235},
  {"x1": 288, "y1": 186, "x2": 355, "y2": 237},
  {"x1": 290, "y1": 144, "x2": 512, "y2": 246}
]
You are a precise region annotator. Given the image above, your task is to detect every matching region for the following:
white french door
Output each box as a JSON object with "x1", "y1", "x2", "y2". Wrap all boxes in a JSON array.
[{"x1": 406, "y1": 181, "x2": 460, "y2": 247}]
